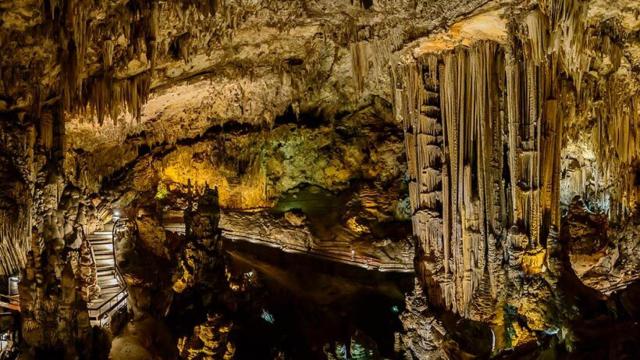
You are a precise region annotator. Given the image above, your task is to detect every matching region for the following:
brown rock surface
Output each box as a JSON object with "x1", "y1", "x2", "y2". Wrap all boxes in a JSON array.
[{"x1": 1, "y1": 0, "x2": 640, "y2": 358}]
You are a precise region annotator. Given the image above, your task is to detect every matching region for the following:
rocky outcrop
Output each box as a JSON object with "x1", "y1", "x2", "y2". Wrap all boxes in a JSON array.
[
  {"x1": 109, "y1": 317, "x2": 176, "y2": 360},
  {"x1": 177, "y1": 313, "x2": 235, "y2": 360},
  {"x1": 566, "y1": 198, "x2": 640, "y2": 295},
  {"x1": 91, "y1": 104, "x2": 406, "y2": 209},
  {"x1": 221, "y1": 209, "x2": 414, "y2": 272},
  {"x1": 397, "y1": 282, "x2": 449, "y2": 359},
  {"x1": 76, "y1": 229, "x2": 100, "y2": 302},
  {"x1": 4, "y1": 105, "x2": 110, "y2": 358},
  {"x1": 173, "y1": 185, "x2": 223, "y2": 293}
]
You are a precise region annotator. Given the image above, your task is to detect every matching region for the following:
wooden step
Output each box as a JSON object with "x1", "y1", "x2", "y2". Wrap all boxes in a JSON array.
[
  {"x1": 91, "y1": 290, "x2": 124, "y2": 304},
  {"x1": 98, "y1": 279, "x2": 122, "y2": 290},
  {"x1": 86, "y1": 224, "x2": 127, "y2": 328},
  {"x1": 164, "y1": 223, "x2": 186, "y2": 233},
  {"x1": 97, "y1": 272, "x2": 116, "y2": 279},
  {"x1": 88, "y1": 239, "x2": 112, "y2": 245},
  {"x1": 99, "y1": 281, "x2": 120, "y2": 290},
  {"x1": 88, "y1": 240, "x2": 112, "y2": 246},
  {"x1": 93, "y1": 249, "x2": 113, "y2": 257},
  {"x1": 88, "y1": 234, "x2": 112, "y2": 239},
  {"x1": 89, "y1": 289, "x2": 123, "y2": 304},
  {"x1": 97, "y1": 267, "x2": 115, "y2": 274},
  {"x1": 96, "y1": 259, "x2": 115, "y2": 268},
  {"x1": 88, "y1": 236, "x2": 112, "y2": 241},
  {"x1": 92, "y1": 241, "x2": 113, "y2": 249}
]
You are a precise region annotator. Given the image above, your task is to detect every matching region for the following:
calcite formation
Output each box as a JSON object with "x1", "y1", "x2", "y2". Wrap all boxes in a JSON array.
[
  {"x1": 76, "y1": 230, "x2": 100, "y2": 302},
  {"x1": 1, "y1": 0, "x2": 640, "y2": 358},
  {"x1": 173, "y1": 185, "x2": 223, "y2": 293},
  {"x1": 397, "y1": 281, "x2": 449, "y2": 359},
  {"x1": 395, "y1": 0, "x2": 640, "y2": 354},
  {"x1": 177, "y1": 313, "x2": 235, "y2": 360}
]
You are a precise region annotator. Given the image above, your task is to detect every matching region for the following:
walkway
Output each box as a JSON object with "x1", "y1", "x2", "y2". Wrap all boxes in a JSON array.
[
  {"x1": 86, "y1": 228, "x2": 128, "y2": 327},
  {"x1": 163, "y1": 211, "x2": 414, "y2": 273},
  {"x1": 0, "y1": 228, "x2": 128, "y2": 328}
]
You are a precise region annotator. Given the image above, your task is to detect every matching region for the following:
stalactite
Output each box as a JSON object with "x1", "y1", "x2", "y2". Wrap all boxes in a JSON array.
[
  {"x1": 40, "y1": 112, "x2": 54, "y2": 151},
  {"x1": 51, "y1": 0, "x2": 159, "y2": 125},
  {"x1": 103, "y1": 40, "x2": 114, "y2": 69},
  {"x1": 0, "y1": 208, "x2": 30, "y2": 276},
  {"x1": 351, "y1": 27, "x2": 404, "y2": 96},
  {"x1": 395, "y1": 0, "x2": 621, "y2": 326},
  {"x1": 83, "y1": 71, "x2": 152, "y2": 125},
  {"x1": 525, "y1": 0, "x2": 640, "y2": 220},
  {"x1": 397, "y1": 23, "x2": 573, "y2": 318},
  {"x1": 350, "y1": 42, "x2": 369, "y2": 95}
]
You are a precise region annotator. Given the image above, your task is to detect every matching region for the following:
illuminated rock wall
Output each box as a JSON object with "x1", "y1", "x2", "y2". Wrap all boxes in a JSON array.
[
  {"x1": 395, "y1": 0, "x2": 640, "y2": 350},
  {"x1": 396, "y1": 41, "x2": 529, "y2": 321}
]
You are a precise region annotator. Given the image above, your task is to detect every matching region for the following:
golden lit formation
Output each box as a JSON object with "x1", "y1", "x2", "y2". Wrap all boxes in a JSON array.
[{"x1": 0, "y1": 0, "x2": 639, "y2": 359}]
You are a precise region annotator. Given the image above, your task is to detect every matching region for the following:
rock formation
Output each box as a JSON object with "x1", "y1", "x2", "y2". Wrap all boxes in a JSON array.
[
  {"x1": 0, "y1": 0, "x2": 639, "y2": 358},
  {"x1": 395, "y1": 0, "x2": 640, "y2": 356}
]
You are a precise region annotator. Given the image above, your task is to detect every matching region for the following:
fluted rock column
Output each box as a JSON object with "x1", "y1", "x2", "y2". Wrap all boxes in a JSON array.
[{"x1": 395, "y1": 11, "x2": 568, "y2": 344}]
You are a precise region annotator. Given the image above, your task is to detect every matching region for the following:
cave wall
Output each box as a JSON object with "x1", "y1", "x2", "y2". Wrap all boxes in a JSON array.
[
  {"x1": 0, "y1": 0, "x2": 492, "y2": 275},
  {"x1": 0, "y1": 114, "x2": 35, "y2": 276},
  {"x1": 81, "y1": 104, "x2": 406, "y2": 212},
  {"x1": 1, "y1": 0, "x2": 639, "y2": 357},
  {"x1": 0, "y1": 105, "x2": 110, "y2": 357},
  {"x1": 1, "y1": 1, "x2": 499, "y2": 357}
]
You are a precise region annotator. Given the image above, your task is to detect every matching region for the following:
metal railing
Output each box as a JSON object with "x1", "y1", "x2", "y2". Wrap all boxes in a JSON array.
[
  {"x1": 0, "y1": 226, "x2": 130, "y2": 327},
  {"x1": 87, "y1": 282, "x2": 128, "y2": 328},
  {"x1": 112, "y1": 217, "x2": 136, "y2": 284}
]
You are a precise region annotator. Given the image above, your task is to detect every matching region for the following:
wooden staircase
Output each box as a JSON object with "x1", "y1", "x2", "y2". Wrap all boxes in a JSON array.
[
  {"x1": 86, "y1": 228, "x2": 128, "y2": 327},
  {"x1": 0, "y1": 228, "x2": 127, "y2": 328}
]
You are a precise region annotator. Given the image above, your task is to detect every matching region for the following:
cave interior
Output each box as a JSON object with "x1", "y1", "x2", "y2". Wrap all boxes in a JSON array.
[{"x1": 1, "y1": 0, "x2": 640, "y2": 359}]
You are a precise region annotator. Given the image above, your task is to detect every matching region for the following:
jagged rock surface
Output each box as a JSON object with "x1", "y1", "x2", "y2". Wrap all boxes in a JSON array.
[
  {"x1": 1, "y1": 0, "x2": 640, "y2": 358},
  {"x1": 394, "y1": 0, "x2": 640, "y2": 352}
]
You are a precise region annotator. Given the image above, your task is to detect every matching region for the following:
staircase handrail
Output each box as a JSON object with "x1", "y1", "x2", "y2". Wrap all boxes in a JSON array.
[
  {"x1": 86, "y1": 220, "x2": 132, "y2": 320},
  {"x1": 86, "y1": 277, "x2": 127, "y2": 313},
  {"x1": 111, "y1": 217, "x2": 135, "y2": 289},
  {"x1": 86, "y1": 281, "x2": 127, "y2": 314}
]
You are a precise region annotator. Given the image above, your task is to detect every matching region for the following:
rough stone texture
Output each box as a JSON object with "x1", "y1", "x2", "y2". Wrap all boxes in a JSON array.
[
  {"x1": 173, "y1": 186, "x2": 223, "y2": 293},
  {"x1": 1, "y1": 0, "x2": 640, "y2": 358},
  {"x1": 0, "y1": 0, "x2": 495, "y2": 292},
  {"x1": 397, "y1": 281, "x2": 448, "y2": 360},
  {"x1": 76, "y1": 229, "x2": 100, "y2": 302},
  {"x1": 109, "y1": 317, "x2": 176, "y2": 360},
  {"x1": 89, "y1": 104, "x2": 406, "y2": 209},
  {"x1": 221, "y1": 209, "x2": 414, "y2": 272},
  {"x1": 394, "y1": 0, "x2": 640, "y2": 355},
  {"x1": 566, "y1": 198, "x2": 640, "y2": 295},
  {"x1": 177, "y1": 313, "x2": 235, "y2": 360}
]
